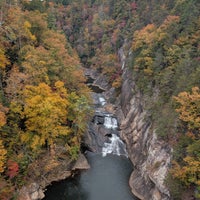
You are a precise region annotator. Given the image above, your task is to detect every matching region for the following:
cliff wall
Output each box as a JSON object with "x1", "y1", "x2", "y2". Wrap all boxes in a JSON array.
[{"x1": 116, "y1": 50, "x2": 172, "y2": 200}]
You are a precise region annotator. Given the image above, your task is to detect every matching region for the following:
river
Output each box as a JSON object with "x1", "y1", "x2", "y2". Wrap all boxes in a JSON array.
[
  {"x1": 43, "y1": 87, "x2": 137, "y2": 200},
  {"x1": 44, "y1": 153, "x2": 136, "y2": 200}
]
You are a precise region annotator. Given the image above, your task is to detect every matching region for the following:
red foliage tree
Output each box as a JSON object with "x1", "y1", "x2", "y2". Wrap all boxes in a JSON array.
[
  {"x1": 131, "y1": 2, "x2": 137, "y2": 10},
  {"x1": 6, "y1": 160, "x2": 19, "y2": 179}
]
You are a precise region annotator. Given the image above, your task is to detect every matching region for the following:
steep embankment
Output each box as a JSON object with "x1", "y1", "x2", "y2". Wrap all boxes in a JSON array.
[
  {"x1": 83, "y1": 46, "x2": 173, "y2": 200},
  {"x1": 84, "y1": 48, "x2": 173, "y2": 200},
  {"x1": 115, "y1": 48, "x2": 172, "y2": 200}
]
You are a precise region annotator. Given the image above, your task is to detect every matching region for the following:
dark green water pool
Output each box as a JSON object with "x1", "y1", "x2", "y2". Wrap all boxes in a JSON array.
[{"x1": 43, "y1": 152, "x2": 137, "y2": 200}]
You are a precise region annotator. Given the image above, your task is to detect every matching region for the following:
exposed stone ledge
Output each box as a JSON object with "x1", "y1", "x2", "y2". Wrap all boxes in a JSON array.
[
  {"x1": 72, "y1": 153, "x2": 90, "y2": 170},
  {"x1": 18, "y1": 183, "x2": 45, "y2": 200},
  {"x1": 17, "y1": 153, "x2": 90, "y2": 200}
]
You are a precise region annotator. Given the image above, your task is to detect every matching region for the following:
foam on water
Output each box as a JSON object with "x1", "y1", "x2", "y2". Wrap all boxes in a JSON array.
[
  {"x1": 99, "y1": 97, "x2": 106, "y2": 106},
  {"x1": 104, "y1": 115, "x2": 118, "y2": 129},
  {"x1": 102, "y1": 134, "x2": 128, "y2": 157}
]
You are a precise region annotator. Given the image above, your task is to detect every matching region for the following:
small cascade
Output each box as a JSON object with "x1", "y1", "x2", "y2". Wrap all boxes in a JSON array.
[
  {"x1": 121, "y1": 61, "x2": 125, "y2": 70},
  {"x1": 99, "y1": 97, "x2": 106, "y2": 106},
  {"x1": 102, "y1": 134, "x2": 128, "y2": 157},
  {"x1": 102, "y1": 112, "x2": 128, "y2": 157},
  {"x1": 104, "y1": 114, "x2": 118, "y2": 129},
  {"x1": 89, "y1": 93, "x2": 128, "y2": 157}
]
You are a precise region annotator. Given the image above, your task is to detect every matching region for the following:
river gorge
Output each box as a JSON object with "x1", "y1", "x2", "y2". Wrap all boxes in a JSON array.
[
  {"x1": 1, "y1": 1, "x2": 198, "y2": 199},
  {"x1": 42, "y1": 43, "x2": 171, "y2": 200},
  {"x1": 42, "y1": 45, "x2": 171, "y2": 200},
  {"x1": 43, "y1": 78, "x2": 137, "y2": 200},
  {"x1": 18, "y1": 47, "x2": 172, "y2": 200}
]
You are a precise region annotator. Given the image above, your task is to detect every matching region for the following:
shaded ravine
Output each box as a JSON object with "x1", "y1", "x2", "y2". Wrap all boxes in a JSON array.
[{"x1": 43, "y1": 86, "x2": 137, "y2": 200}]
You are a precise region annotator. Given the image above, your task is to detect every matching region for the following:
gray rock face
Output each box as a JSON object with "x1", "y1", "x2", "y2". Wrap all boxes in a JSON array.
[
  {"x1": 17, "y1": 153, "x2": 89, "y2": 200},
  {"x1": 84, "y1": 116, "x2": 118, "y2": 153},
  {"x1": 72, "y1": 154, "x2": 90, "y2": 170},
  {"x1": 85, "y1": 68, "x2": 109, "y2": 91},
  {"x1": 18, "y1": 183, "x2": 45, "y2": 200},
  {"x1": 117, "y1": 68, "x2": 172, "y2": 200}
]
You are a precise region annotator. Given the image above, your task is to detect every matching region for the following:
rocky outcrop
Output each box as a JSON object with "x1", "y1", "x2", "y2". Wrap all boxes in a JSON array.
[
  {"x1": 17, "y1": 153, "x2": 89, "y2": 200},
  {"x1": 18, "y1": 183, "x2": 45, "y2": 200},
  {"x1": 117, "y1": 67, "x2": 172, "y2": 200},
  {"x1": 83, "y1": 113, "x2": 119, "y2": 153},
  {"x1": 72, "y1": 153, "x2": 90, "y2": 170},
  {"x1": 85, "y1": 68, "x2": 109, "y2": 91}
]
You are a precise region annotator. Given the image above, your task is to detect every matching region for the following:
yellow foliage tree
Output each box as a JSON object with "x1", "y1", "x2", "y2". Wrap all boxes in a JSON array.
[
  {"x1": 0, "y1": 48, "x2": 9, "y2": 70},
  {"x1": 19, "y1": 45, "x2": 49, "y2": 85},
  {"x1": 23, "y1": 21, "x2": 36, "y2": 42},
  {"x1": 0, "y1": 140, "x2": 7, "y2": 173},
  {"x1": 171, "y1": 88, "x2": 200, "y2": 196},
  {"x1": 3, "y1": 7, "x2": 36, "y2": 48},
  {"x1": 0, "y1": 104, "x2": 7, "y2": 127},
  {"x1": 0, "y1": 104, "x2": 7, "y2": 173},
  {"x1": 131, "y1": 15, "x2": 180, "y2": 76},
  {"x1": 174, "y1": 87, "x2": 200, "y2": 130},
  {"x1": 21, "y1": 82, "x2": 70, "y2": 151},
  {"x1": 171, "y1": 156, "x2": 200, "y2": 187},
  {"x1": 132, "y1": 24, "x2": 157, "y2": 51}
]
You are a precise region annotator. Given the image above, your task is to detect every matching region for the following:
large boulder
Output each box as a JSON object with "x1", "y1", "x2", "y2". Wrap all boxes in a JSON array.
[
  {"x1": 72, "y1": 154, "x2": 90, "y2": 170},
  {"x1": 18, "y1": 183, "x2": 44, "y2": 200}
]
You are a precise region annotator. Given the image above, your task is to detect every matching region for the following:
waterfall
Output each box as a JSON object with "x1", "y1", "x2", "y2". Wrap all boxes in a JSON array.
[
  {"x1": 102, "y1": 134, "x2": 128, "y2": 157},
  {"x1": 122, "y1": 61, "x2": 125, "y2": 70},
  {"x1": 102, "y1": 111, "x2": 128, "y2": 157},
  {"x1": 104, "y1": 115, "x2": 118, "y2": 129},
  {"x1": 99, "y1": 97, "x2": 106, "y2": 106},
  {"x1": 90, "y1": 94, "x2": 128, "y2": 157}
]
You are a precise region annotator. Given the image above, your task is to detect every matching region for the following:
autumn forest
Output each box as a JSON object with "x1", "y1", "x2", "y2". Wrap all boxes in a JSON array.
[{"x1": 0, "y1": 0, "x2": 200, "y2": 199}]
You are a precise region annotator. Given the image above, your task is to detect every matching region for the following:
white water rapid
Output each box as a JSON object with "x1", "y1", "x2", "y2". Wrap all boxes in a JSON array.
[
  {"x1": 103, "y1": 114, "x2": 118, "y2": 129},
  {"x1": 97, "y1": 96, "x2": 128, "y2": 157},
  {"x1": 99, "y1": 97, "x2": 106, "y2": 106},
  {"x1": 102, "y1": 134, "x2": 128, "y2": 157}
]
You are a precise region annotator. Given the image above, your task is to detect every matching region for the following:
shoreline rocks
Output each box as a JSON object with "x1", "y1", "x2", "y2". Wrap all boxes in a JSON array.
[{"x1": 17, "y1": 153, "x2": 90, "y2": 200}]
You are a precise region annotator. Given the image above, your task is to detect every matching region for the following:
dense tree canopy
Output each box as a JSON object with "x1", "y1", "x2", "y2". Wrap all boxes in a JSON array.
[
  {"x1": 0, "y1": 0, "x2": 199, "y2": 199},
  {"x1": 174, "y1": 87, "x2": 200, "y2": 130},
  {"x1": 21, "y1": 82, "x2": 70, "y2": 150},
  {"x1": 0, "y1": 1, "x2": 92, "y2": 198}
]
